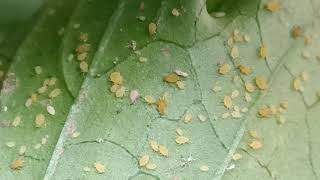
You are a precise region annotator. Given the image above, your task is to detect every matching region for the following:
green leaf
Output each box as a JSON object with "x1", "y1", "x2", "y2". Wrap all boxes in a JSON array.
[{"x1": 0, "y1": 0, "x2": 320, "y2": 179}]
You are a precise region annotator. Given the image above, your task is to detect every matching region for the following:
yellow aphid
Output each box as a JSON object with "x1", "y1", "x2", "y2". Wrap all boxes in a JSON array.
[
  {"x1": 259, "y1": 46, "x2": 267, "y2": 58},
  {"x1": 171, "y1": 8, "x2": 180, "y2": 16},
  {"x1": 79, "y1": 61, "x2": 89, "y2": 72},
  {"x1": 139, "y1": 155, "x2": 150, "y2": 167},
  {"x1": 157, "y1": 97, "x2": 167, "y2": 115},
  {"x1": 148, "y1": 22, "x2": 157, "y2": 35},
  {"x1": 175, "y1": 136, "x2": 189, "y2": 145},
  {"x1": 258, "y1": 106, "x2": 273, "y2": 118},
  {"x1": 238, "y1": 64, "x2": 252, "y2": 75},
  {"x1": 184, "y1": 113, "x2": 192, "y2": 123},
  {"x1": 110, "y1": 72, "x2": 123, "y2": 85},
  {"x1": 49, "y1": 88, "x2": 61, "y2": 98},
  {"x1": 232, "y1": 153, "x2": 242, "y2": 161},
  {"x1": 291, "y1": 25, "x2": 303, "y2": 38},
  {"x1": 265, "y1": 0, "x2": 281, "y2": 12},
  {"x1": 233, "y1": 30, "x2": 243, "y2": 42},
  {"x1": 35, "y1": 114, "x2": 45, "y2": 128},
  {"x1": 149, "y1": 140, "x2": 159, "y2": 152},
  {"x1": 158, "y1": 145, "x2": 169, "y2": 157},
  {"x1": 301, "y1": 71, "x2": 309, "y2": 81},
  {"x1": 199, "y1": 165, "x2": 209, "y2": 172},
  {"x1": 248, "y1": 140, "x2": 263, "y2": 150},
  {"x1": 244, "y1": 82, "x2": 255, "y2": 93},
  {"x1": 248, "y1": 130, "x2": 259, "y2": 138},
  {"x1": 230, "y1": 47, "x2": 239, "y2": 59},
  {"x1": 71, "y1": 132, "x2": 80, "y2": 138},
  {"x1": 218, "y1": 63, "x2": 231, "y2": 75},
  {"x1": 255, "y1": 76, "x2": 268, "y2": 90},
  {"x1": 10, "y1": 159, "x2": 24, "y2": 170},
  {"x1": 164, "y1": 73, "x2": 179, "y2": 83},
  {"x1": 223, "y1": 95, "x2": 233, "y2": 109},
  {"x1": 144, "y1": 95, "x2": 156, "y2": 104},
  {"x1": 94, "y1": 162, "x2": 105, "y2": 174}
]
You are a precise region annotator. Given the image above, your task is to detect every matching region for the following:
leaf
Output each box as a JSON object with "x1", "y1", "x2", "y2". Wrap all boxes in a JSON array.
[{"x1": 0, "y1": 0, "x2": 320, "y2": 179}]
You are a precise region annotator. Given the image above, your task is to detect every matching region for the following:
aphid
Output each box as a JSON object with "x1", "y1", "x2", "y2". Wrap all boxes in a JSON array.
[
  {"x1": 150, "y1": 140, "x2": 159, "y2": 152},
  {"x1": 34, "y1": 66, "x2": 43, "y2": 75},
  {"x1": 80, "y1": 61, "x2": 89, "y2": 72},
  {"x1": 244, "y1": 34, "x2": 250, "y2": 42},
  {"x1": 198, "y1": 114, "x2": 207, "y2": 122},
  {"x1": 231, "y1": 90, "x2": 239, "y2": 98},
  {"x1": 174, "y1": 70, "x2": 188, "y2": 77},
  {"x1": 176, "y1": 136, "x2": 189, "y2": 145},
  {"x1": 71, "y1": 132, "x2": 80, "y2": 138},
  {"x1": 176, "y1": 81, "x2": 185, "y2": 90},
  {"x1": 230, "y1": 47, "x2": 239, "y2": 59},
  {"x1": 232, "y1": 153, "x2": 242, "y2": 161},
  {"x1": 293, "y1": 77, "x2": 304, "y2": 91},
  {"x1": 211, "y1": 11, "x2": 226, "y2": 18},
  {"x1": 280, "y1": 101, "x2": 288, "y2": 110},
  {"x1": 115, "y1": 86, "x2": 125, "y2": 98},
  {"x1": 291, "y1": 25, "x2": 303, "y2": 38},
  {"x1": 184, "y1": 113, "x2": 192, "y2": 123},
  {"x1": 139, "y1": 155, "x2": 150, "y2": 167},
  {"x1": 238, "y1": 64, "x2": 252, "y2": 75},
  {"x1": 38, "y1": 86, "x2": 48, "y2": 94},
  {"x1": 245, "y1": 93, "x2": 252, "y2": 102},
  {"x1": 248, "y1": 140, "x2": 263, "y2": 150},
  {"x1": 171, "y1": 8, "x2": 180, "y2": 16},
  {"x1": 265, "y1": 0, "x2": 281, "y2": 12},
  {"x1": 302, "y1": 51, "x2": 311, "y2": 59},
  {"x1": 148, "y1": 22, "x2": 157, "y2": 35},
  {"x1": 94, "y1": 162, "x2": 106, "y2": 174},
  {"x1": 46, "y1": 105, "x2": 55, "y2": 115},
  {"x1": 218, "y1": 63, "x2": 231, "y2": 75},
  {"x1": 144, "y1": 95, "x2": 156, "y2": 104},
  {"x1": 77, "y1": 52, "x2": 87, "y2": 61},
  {"x1": 139, "y1": 57, "x2": 148, "y2": 63},
  {"x1": 35, "y1": 114, "x2": 45, "y2": 128},
  {"x1": 31, "y1": 93, "x2": 37, "y2": 102},
  {"x1": 129, "y1": 90, "x2": 140, "y2": 104},
  {"x1": 158, "y1": 145, "x2": 169, "y2": 157},
  {"x1": 248, "y1": 130, "x2": 259, "y2": 138},
  {"x1": 199, "y1": 165, "x2": 209, "y2": 172},
  {"x1": 258, "y1": 106, "x2": 273, "y2": 118},
  {"x1": 146, "y1": 163, "x2": 157, "y2": 170},
  {"x1": 233, "y1": 29, "x2": 243, "y2": 42},
  {"x1": 12, "y1": 116, "x2": 21, "y2": 127},
  {"x1": 164, "y1": 73, "x2": 179, "y2": 83},
  {"x1": 276, "y1": 114, "x2": 286, "y2": 125},
  {"x1": 222, "y1": 112, "x2": 230, "y2": 119},
  {"x1": 259, "y1": 45, "x2": 267, "y2": 58},
  {"x1": 244, "y1": 82, "x2": 255, "y2": 93},
  {"x1": 255, "y1": 76, "x2": 268, "y2": 90},
  {"x1": 110, "y1": 72, "x2": 123, "y2": 85},
  {"x1": 10, "y1": 159, "x2": 24, "y2": 170},
  {"x1": 157, "y1": 97, "x2": 167, "y2": 115},
  {"x1": 212, "y1": 85, "x2": 222, "y2": 92},
  {"x1": 6, "y1": 141, "x2": 15, "y2": 148},
  {"x1": 223, "y1": 95, "x2": 233, "y2": 109},
  {"x1": 231, "y1": 111, "x2": 241, "y2": 118},
  {"x1": 25, "y1": 98, "x2": 32, "y2": 107},
  {"x1": 300, "y1": 71, "x2": 309, "y2": 81},
  {"x1": 76, "y1": 44, "x2": 90, "y2": 54},
  {"x1": 176, "y1": 128, "x2": 183, "y2": 136},
  {"x1": 137, "y1": 15, "x2": 146, "y2": 21},
  {"x1": 41, "y1": 137, "x2": 48, "y2": 145},
  {"x1": 19, "y1": 146, "x2": 27, "y2": 155},
  {"x1": 79, "y1": 33, "x2": 88, "y2": 42},
  {"x1": 48, "y1": 77, "x2": 57, "y2": 86},
  {"x1": 49, "y1": 88, "x2": 61, "y2": 98}
]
